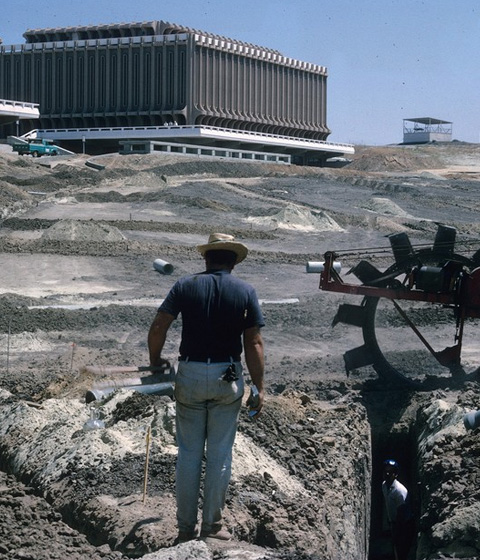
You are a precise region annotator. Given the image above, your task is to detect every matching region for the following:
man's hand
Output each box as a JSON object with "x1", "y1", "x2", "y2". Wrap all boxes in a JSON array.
[
  {"x1": 148, "y1": 311, "x2": 175, "y2": 367},
  {"x1": 246, "y1": 384, "x2": 264, "y2": 419},
  {"x1": 243, "y1": 325, "x2": 265, "y2": 419},
  {"x1": 151, "y1": 357, "x2": 171, "y2": 369}
]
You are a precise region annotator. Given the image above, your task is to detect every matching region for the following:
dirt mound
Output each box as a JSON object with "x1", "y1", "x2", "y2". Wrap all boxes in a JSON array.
[
  {"x1": 348, "y1": 147, "x2": 435, "y2": 172},
  {"x1": 0, "y1": 471, "x2": 123, "y2": 560},
  {"x1": 0, "y1": 388, "x2": 371, "y2": 558},
  {"x1": 0, "y1": 182, "x2": 35, "y2": 219},
  {"x1": 361, "y1": 197, "x2": 414, "y2": 218},
  {"x1": 99, "y1": 155, "x2": 300, "y2": 179},
  {"x1": 246, "y1": 203, "x2": 343, "y2": 232},
  {"x1": 41, "y1": 219, "x2": 126, "y2": 242}
]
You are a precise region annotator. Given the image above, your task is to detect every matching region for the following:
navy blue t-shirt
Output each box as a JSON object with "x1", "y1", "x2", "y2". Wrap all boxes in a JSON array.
[{"x1": 159, "y1": 269, "x2": 264, "y2": 360}]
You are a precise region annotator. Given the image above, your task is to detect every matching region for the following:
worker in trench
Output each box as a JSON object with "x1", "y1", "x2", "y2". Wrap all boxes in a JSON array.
[
  {"x1": 148, "y1": 233, "x2": 265, "y2": 544},
  {"x1": 382, "y1": 459, "x2": 416, "y2": 560}
]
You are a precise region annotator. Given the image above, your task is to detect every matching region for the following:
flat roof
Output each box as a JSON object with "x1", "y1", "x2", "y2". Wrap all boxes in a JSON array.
[
  {"x1": 403, "y1": 117, "x2": 452, "y2": 125},
  {"x1": 35, "y1": 124, "x2": 355, "y2": 158},
  {"x1": 0, "y1": 99, "x2": 39, "y2": 125}
]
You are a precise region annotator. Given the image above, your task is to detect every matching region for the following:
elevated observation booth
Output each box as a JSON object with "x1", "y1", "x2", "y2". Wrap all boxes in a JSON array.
[{"x1": 403, "y1": 117, "x2": 452, "y2": 144}]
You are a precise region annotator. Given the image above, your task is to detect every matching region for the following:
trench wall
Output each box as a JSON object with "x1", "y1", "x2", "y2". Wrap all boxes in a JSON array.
[
  {"x1": 0, "y1": 389, "x2": 372, "y2": 559},
  {"x1": 415, "y1": 398, "x2": 480, "y2": 559},
  {"x1": 366, "y1": 390, "x2": 480, "y2": 560}
]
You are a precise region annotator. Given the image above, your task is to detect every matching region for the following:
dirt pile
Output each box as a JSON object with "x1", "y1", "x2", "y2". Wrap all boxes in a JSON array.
[
  {"x1": 0, "y1": 471, "x2": 124, "y2": 560},
  {"x1": 0, "y1": 183, "x2": 35, "y2": 219},
  {"x1": 347, "y1": 146, "x2": 439, "y2": 172},
  {"x1": 416, "y1": 398, "x2": 480, "y2": 559},
  {"x1": 41, "y1": 219, "x2": 127, "y2": 242},
  {"x1": 360, "y1": 197, "x2": 414, "y2": 218},
  {"x1": 246, "y1": 203, "x2": 344, "y2": 232},
  {"x1": 0, "y1": 387, "x2": 371, "y2": 559}
]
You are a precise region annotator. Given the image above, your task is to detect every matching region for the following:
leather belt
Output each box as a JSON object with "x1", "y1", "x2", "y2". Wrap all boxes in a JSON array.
[{"x1": 179, "y1": 355, "x2": 240, "y2": 363}]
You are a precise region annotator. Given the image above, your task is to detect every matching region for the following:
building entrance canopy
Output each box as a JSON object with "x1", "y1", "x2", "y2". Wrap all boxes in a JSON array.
[{"x1": 0, "y1": 99, "x2": 39, "y2": 126}]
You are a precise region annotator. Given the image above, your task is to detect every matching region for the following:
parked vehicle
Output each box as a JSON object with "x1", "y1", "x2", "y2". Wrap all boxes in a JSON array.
[{"x1": 12, "y1": 138, "x2": 59, "y2": 157}]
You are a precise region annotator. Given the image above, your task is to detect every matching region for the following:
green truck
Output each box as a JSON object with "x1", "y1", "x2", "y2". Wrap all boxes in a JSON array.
[{"x1": 12, "y1": 138, "x2": 59, "y2": 157}]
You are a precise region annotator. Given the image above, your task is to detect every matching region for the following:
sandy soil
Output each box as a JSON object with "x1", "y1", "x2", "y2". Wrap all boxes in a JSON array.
[{"x1": 0, "y1": 141, "x2": 480, "y2": 560}]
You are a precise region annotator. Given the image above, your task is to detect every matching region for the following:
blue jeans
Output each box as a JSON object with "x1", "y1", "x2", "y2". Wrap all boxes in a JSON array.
[{"x1": 174, "y1": 360, "x2": 244, "y2": 533}]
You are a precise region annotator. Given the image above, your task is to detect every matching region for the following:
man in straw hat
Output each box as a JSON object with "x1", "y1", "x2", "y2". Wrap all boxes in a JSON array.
[{"x1": 148, "y1": 233, "x2": 265, "y2": 544}]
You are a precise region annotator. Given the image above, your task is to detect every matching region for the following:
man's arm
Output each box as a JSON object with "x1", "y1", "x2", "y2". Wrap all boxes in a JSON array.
[
  {"x1": 243, "y1": 325, "x2": 265, "y2": 413},
  {"x1": 148, "y1": 310, "x2": 175, "y2": 367}
]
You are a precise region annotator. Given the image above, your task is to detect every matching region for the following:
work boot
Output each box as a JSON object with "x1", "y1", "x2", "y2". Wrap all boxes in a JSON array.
[
  {"x1": 175, "y1": 530, "x2": 197, "y2": 545},
  {"x1": 200, "y1": 526, "x2": 232, "y2": 541}
]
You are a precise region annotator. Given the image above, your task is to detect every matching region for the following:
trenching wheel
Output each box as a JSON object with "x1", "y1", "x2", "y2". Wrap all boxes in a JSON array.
[{"x1": 325, "y1": 225, "x2": 480, "y2": 388}]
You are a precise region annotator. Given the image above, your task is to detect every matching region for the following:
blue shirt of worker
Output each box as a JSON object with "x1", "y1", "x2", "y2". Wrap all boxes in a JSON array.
[{"x1": 159, "y1": 269, "x2": 265, "y2": 360}]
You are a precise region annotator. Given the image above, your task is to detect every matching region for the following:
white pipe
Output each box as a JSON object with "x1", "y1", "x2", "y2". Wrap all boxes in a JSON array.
[
  {"x1": 464, "y1": 410, "x2": 480, "y2": 431},
  {"x1": 85, "y1": 382, "x2": 174, "y2": 403},
  {"x1": 306, "y1": 261, "x2": 341, "y2": 273},
  {"x1": 153, "y1": 258, "x2": 174, "y2": 275},
  {"x1": 83, "y1": 365, "x2": 162, "y2": 376},
  {"x1": 91, "y1": 373, "x2": 171, "y2": 390}
]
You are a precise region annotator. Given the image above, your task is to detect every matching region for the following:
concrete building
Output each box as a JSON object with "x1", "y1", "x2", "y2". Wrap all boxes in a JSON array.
[{"x1": 0, "y1": 20, "x2": 353, "y2": 164}]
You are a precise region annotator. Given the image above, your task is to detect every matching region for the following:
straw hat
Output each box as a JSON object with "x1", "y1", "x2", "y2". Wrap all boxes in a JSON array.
[{"x1": 197, "y1": 233, "x2": 248, "y2": 264}]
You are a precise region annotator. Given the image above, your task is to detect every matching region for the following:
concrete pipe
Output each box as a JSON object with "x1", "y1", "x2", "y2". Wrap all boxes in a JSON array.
[
  {"x1": 85, "y1": 381, "x2": 174, "y2": 403},
  {"x1": 153, "y1": 258, "x2": 174, "y2": 275},
  {"x1": 306, "y1": 261, "x2": 341, "y2": 273}
]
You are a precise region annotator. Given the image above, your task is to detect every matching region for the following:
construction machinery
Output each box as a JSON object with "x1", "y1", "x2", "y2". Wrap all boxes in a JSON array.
[{"x1": 318, "y1": 224, "x2": 480, "y2": 388}]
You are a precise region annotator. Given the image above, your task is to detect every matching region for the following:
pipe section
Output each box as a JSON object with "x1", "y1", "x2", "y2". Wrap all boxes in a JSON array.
[
  {"x1": 306, "y1": 261, "x2": 341, "y2": 273},
  {"x1": 464, "y1": 410, "x2": 480, "y2": 431},
  {"x1": 83, "y1": 365, "x2": 166, "y2": 376},
  {"x1": 85, "y1": 382, "x2": 174, "y2": 403},
  {"x1": 90, "y1": 374, "x2": 170, "y2": 390},
  {"x1": 153, "y1": 259, "x2": 174, "y2": 275}
]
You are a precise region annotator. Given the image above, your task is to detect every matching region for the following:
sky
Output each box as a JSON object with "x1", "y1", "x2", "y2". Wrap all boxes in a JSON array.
[{"x1": 1, "y1": 0, "x2": 479, "y2": 146}]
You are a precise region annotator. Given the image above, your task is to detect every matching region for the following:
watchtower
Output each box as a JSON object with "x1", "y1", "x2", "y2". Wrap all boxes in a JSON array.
[{"x1": 403, "y1": 117, "x2": 452, "y2": 144}]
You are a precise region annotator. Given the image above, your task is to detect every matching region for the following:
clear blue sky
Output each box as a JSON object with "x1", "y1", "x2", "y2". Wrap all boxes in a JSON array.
[{"x1": 2, "y1": 0, "x2": 479, "y2": 145}]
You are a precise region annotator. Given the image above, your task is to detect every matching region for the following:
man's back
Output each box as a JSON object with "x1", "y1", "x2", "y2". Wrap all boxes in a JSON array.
[{"x1": 160, "y1": 269, "x2": 263, "y2": 360}]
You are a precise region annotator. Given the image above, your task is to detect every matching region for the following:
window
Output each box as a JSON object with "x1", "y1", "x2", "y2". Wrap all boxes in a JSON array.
[
  {"x1": 66, "y1": 56, "x2": 73, "y2": 110},
  {"x1": 77, "y1": 56, "x2": 84, "y2": 111},
  {"x1": 121, "y1": 53, "x2": 128, "y2": 107},
  {"x1": 144, "y1": 52, "x2": 151, "y2": 107},
  {"x1": 88, "y1": 55, "x2": 95, "y2": 110},
  {"x1": 56, "y1": 57, "x2": 63, "y2": 112},
  {"x1": 45, "y1": 58, "x2": 52, "y2": 111},
  {"x1": 110, "y1": 54, "x2": 117, "y2": 109},
  {"x1": 132, "y1": 52, "x2": 139, "y2": 107},
  {"x1": 99, "y1": 55, "x2": 106, "y2": 108}
]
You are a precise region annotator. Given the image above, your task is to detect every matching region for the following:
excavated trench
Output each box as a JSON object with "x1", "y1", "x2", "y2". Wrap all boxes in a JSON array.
[
  {"x1": 0, "y1": 376, "x2": 478, "y2": 559},
  {"x1": 364, "y1": 385, "x2": 480, "y2": 560},
  {"x1": 364, "y1": 390, "x2": 419, "y2": 560},
  {"x1": 0, "y1": 386, "x2": 372, "y2": 559}
]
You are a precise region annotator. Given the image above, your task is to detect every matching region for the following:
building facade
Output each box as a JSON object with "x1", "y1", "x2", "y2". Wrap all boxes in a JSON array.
[{"x1": 0, "y1": 20, "x2": 330, "y2": 140}]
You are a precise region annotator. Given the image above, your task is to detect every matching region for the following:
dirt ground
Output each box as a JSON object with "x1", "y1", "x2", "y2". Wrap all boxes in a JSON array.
[{"x1": 0, "y1": 141, "x2": 480, "y2": 560}]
